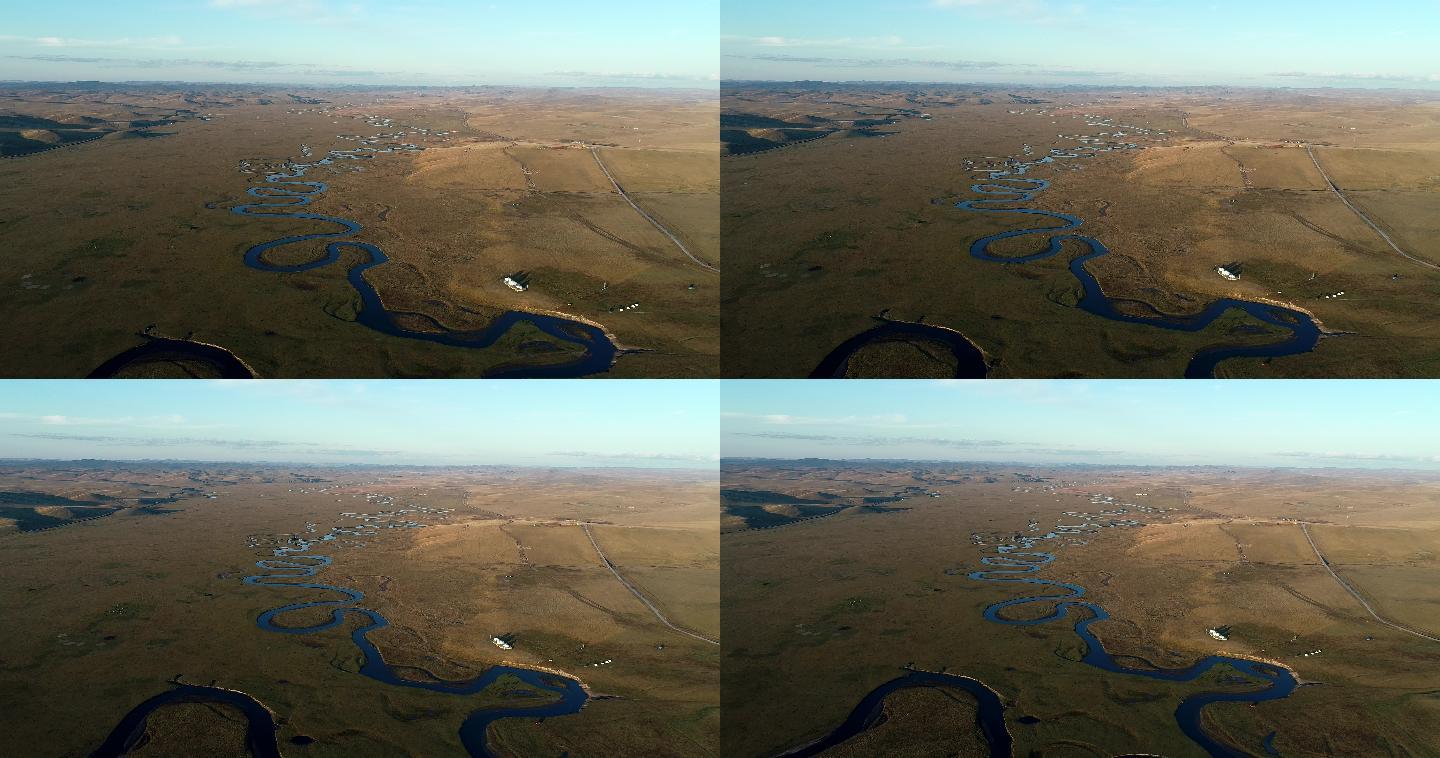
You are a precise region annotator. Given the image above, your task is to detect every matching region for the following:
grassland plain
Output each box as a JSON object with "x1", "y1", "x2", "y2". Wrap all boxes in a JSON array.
[
  {"x1": 720, "y1": 83, "x2": 1440, "y2": 378},
  {"x1": 721, "y1": 461, "x2": 1440, "y2": 757},
  {"x1": 0, "y1": 463, "x2": 719, "y2": 756},
  {"x1": 0, "y1": 84, "x2": 717, "y2": 377}
]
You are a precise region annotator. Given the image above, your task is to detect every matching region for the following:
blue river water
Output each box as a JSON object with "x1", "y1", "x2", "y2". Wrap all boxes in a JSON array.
[
  {"x1": 231, "y1": 143, "x2": 617, "y2": 378},
  {"x1": 957, "y1": 148, "x2": 1322, "y2": 378},
  {"x1": 86, "y1": 337, "x2": 256, "y2": 378},
  {"x1": 243, "y1": 532, "x2": 588, "y2": 757},
  {"x1": 90, "y1": 684, "x2": 282, "y2": 758},
  {"x1": 969, "y1": 515, "x2": 1297, "y2": 757},
  {"x1": 813, "y1": 133, "x2": 1324, "y2": 378},
  {"x1": 772, "y1": 504, "x2": 1297, "y2": 757},
  {"x1": 774, "y1": 671, "x2": 1011, "y2": 757},
  {"x1": 809, "y1": 320, "x2": 988, "y2": 378}
]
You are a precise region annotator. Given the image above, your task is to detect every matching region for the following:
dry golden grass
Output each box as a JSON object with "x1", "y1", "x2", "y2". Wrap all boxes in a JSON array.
[
  {"x1": 1126, "y1": 143, "x2": 1244, "y2": 187},
  {"x1": 599, "y1": 149, "x2": 721, "y2": 194},
  {"x1": 1226, "y1": 144, "x2": 1328, "y2": 190},
  {"x1": 723, "y1": 463, "x2": 1440, "y2": 757},
  {"x1": 507, "y1": 522, "x2": 598, "y2": 565},
  {"x1": 0, "y1": 465, "x2": 718, "y2": 757},
  {"x1": 723, "y1": 85, "x2": 1440, "y2": 377},
  {"x1": 0, "y1": 85, "x2": 718, "y2": 377},
  {"x1": 18, "y1": 128, "x2": 60, "y2": 143},
  {"x1": 402, "y1": 142, "x2": 528, "y2": 191},
  {"x1": 510, "y1": 145, "x2": 612, "y2": 192}
]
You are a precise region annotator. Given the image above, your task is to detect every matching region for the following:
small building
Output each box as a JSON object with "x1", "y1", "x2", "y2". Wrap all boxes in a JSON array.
[
  {"x1": 1217, "y1": 262, "x2": 1242, "y2": 281},
  {"x1": 503, "y1": 271, "x2": 531, "y2": 292},
  {"x1": 1208, "y1": 625, "x2": 1232, "y2": 641},
  {"x1": 492, "y1": 634, "x2": 515, "y2": 650}
]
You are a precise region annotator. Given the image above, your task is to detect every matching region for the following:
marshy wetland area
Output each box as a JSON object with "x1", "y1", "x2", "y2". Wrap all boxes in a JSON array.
[
  {"x1": 721, "y1": 460, "x2": 1440, "y2": 757},
  {"x1": 721, "y1": 83, "x2": 1440, "y2": 378},
  {"x1": 0, "y1": 462, "x2": 719, "y2": 756},
  {"x1": 0, "y1": 83, "x2": 718, "y2": 378}
]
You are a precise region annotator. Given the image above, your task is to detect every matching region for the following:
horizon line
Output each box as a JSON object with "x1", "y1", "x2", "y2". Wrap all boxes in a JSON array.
[
  {"x1": 0, "y1": 456, "x2": 719, "y2": 471},
  {"x1": 719, "y1": 78, "x2": 1440, "y2": 95},
  {"x1": 0, "y1": 78, "x2": 719, "y2": 91},
  {"x1": 720, "y1": 456, "x2": 1440, "y2": 475}
]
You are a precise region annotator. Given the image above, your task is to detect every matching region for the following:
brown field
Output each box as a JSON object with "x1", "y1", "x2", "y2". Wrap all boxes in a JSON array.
[
  {"x1": 0, "y1": 84, "x2": 718, "y2": 378},
  {"x1": 721, "y1": 83, "x2": 1440, "y2": 377},
  {"x1": 0, "y1": 462, "x2": 719, "y2": 756},
  {"x1": 721, "y1": 461, "x2": 1440, "y2": 757}
]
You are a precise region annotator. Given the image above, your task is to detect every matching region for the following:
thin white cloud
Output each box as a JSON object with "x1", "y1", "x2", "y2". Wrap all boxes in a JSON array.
[
  {"x1": 211, "y1": 380, "x2": 366, "y2": 403},
  {"x1": 930, "y1": 0, "x2": 1076, "y2": 26},
  {"x1": 728, "y1": 53, "x2": 1116, "y2": 79},
  {"x1": 207, "y1": 0, "x2": 363, "y2": 27},
  {"x1": 13, "y1": 431, "x2": 397, "y2": 457},
  {"x1": 730, "y1": 430, "x2": 1121, "y2": 458},
  {"x1": 724, "y1": 412, "x2": 910, "y2": 427},
  {"x1": 1271, "y1": 70, "x2": 1440, "y2": 83},
  {"x1": 1277, "y1": 451, "x2": 1440, "y2": 463},
  {"x1": 14, "y1": 413, "x2": 199, "y2": 429},
  {"x1": 9, "y1": 53, "x2": 399, "y2": 78},
  {"x1": 930, "y1": 380, "x2": 1092, "y2": 406},
  {"x1": 725, "y1": 35, "x2": 912, "y2": 50},
  {"x1": 551, "y1": 450, "x2": 719, "y2": 464},
  {"x1": 33, "y1": 35, "x2": 185, "y2": 49},
  {"x1": 546, "y1": 70, "x2": 716, "y2": 83}
]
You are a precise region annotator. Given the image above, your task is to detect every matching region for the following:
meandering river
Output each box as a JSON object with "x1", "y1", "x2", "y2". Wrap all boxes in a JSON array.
[
  {"x1": 243, "y1": 503, "x2": 588, "y2": 757},
  {"x1": 774, "y1": 671, "x2": 1011, "y2": 757},
  {"x1": 958, "y1": 152, "x2": 1321, "y2": 378},
  {"x1": 93, "y1": 498, "x2": 588, "y2": 757},
  {"x1": 86, "y1": 337, "x2": 256, "y2": 378},
  {"x1": 809, "y1": 320, "x2": 987, "y2": 378},
  {"x1": 90, "y1": 684, "x2": 283, "y2": 758},
  {"x1": 774, "y1": 497, "x2": 1298, "y2": 757},
  {"x1": 814, "y1": 120, "x2": 1324, "y2": 378},
  {"x1": 231, "y1": 129, "x2": 617, "y2": 378},
  {"x1": 969, "y1": 507, "x2": 1297, "y2": 757}
]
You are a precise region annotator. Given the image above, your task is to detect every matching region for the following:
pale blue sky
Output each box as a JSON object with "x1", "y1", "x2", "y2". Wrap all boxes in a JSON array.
[
  {"x1": 724, "y1": 0, "x2": 1440, "y2": 89},
  {"x1": 1, "y1": 1, "x2": 717, "y2": 87},
  {"x1": 0, "y1": 380, "x2": 718, "y2": 467},
  {"x1": 724, "y1": 380, "x2": 1440, "y2": 470}
]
